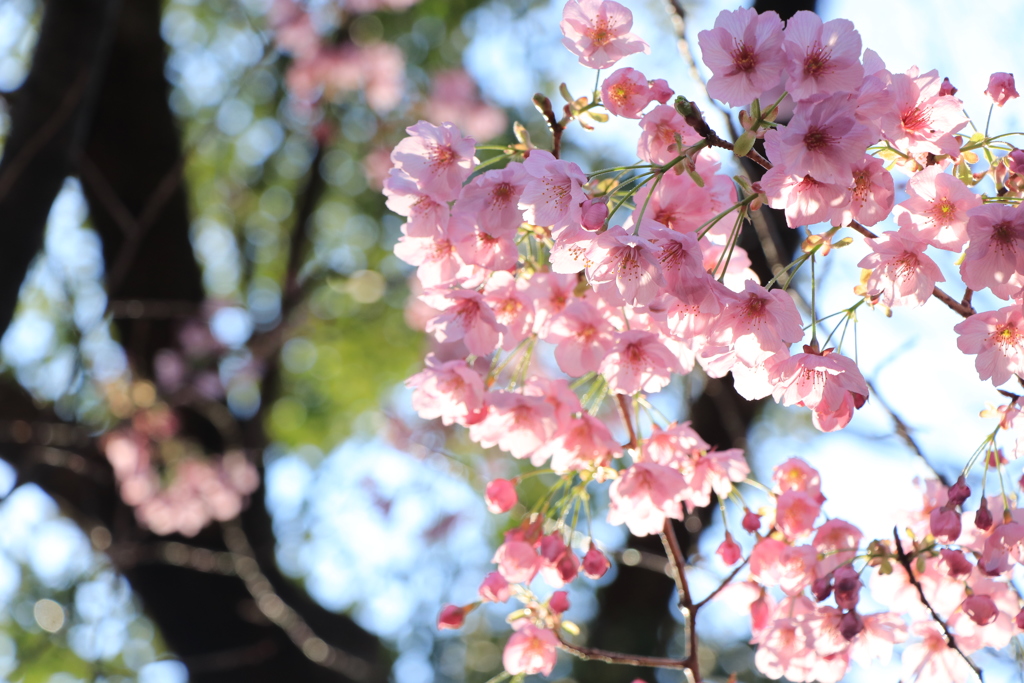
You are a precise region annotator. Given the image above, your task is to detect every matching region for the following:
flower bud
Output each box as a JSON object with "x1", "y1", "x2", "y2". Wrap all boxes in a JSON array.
[
  {"x1": 833, "y1": 566, "x2": 861, "y2": 610},
  {"x1": 839, "y1": 611, "x2": 864, "y2": 641},
  {"x1": 479, "y1": 571, "x2": 511, "y2": 603},
  {"x1": 947, "y1": 475, "x2": 971, "y2": 508},
  {"x1": 485, "y1": 479, "x2": 517, "y2": 514},
  {"x1": 975, "y1": 498, "x2": 994, "y2": 531},
  {"x1": 939, "y1": 77, "x2": 958, "y2": 97},
  {"x1": 1008, "y1": 149, "x2": 1024, "y2": 176},
  {"x1": 962, "y1": 594, "x2": 999, "y2": 626},
  {"x1": 438, "y1": 604, "x2": 467, "y2": 630},
  {"x1": 811, "y1": 576, "x2": 833, "y2": 602},
  {"x1": 716, "y1": 533, "x2": 742, "y2": 565},
  {"x1": 985, "y1": 72, "x2": 1019, "y2": 107},
  {"x1": 1016, "y1": 607, "x2": 1024, "y2": 630},
  {"x1": 930, "y1": 507, "x2": 962, "y2": 543},
  {"x1": 581, "y1": 197, "x2": 609, "y2": 231},
  {"x1": 582, "y1": 546, "x2": 611, "y2": 579},
  {"x1": 549, "y1": 590, "x2": 570, "y2": 614},
  {"x1": 742, "y1": 510, "x2": 762, "y2": 533}
]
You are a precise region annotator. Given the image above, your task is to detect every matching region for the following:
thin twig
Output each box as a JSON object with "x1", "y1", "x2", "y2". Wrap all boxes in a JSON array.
[
  {"x1": 892, "y1": 527, "x2": 983, "y2": 680},
  {"x1": 867, "y1": 379, "x2": 950, "y2": 487},
  {"x1": 221, "y1": 521, "x2": 375, "y2": 681},
  {"x1": 533, "y1": 95, "x2": 565, "y2": 159},
  {"x1": 661, "y1": 520, "x2": 699, "y2": 679},
  {"x1": 694, "y1": 555, "x2": 750, "y2": 609},
  {"x1": 556, "y1": 634, "x2": 690, "y2": 671}
]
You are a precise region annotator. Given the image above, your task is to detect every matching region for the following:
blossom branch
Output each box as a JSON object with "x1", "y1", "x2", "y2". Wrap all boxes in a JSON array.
[
  {"x1": 892, "y1": 527, "x2": 983, "y2": 680},
  {"x1": 694, "y1": 555, "x2": 750, "y2": 609},
  {"x1": 532, "y1": 94, "x2": 565, "y2": 159},
  {"x1": 675, "y1": 98, "x2": 771, "y2": 170},
  {"x1": 867, "y1": 380, "x2": 951, "y2": 487},
  {"x1": 556, "y1": 634, "x2": 691, "y2": 671},
  {"x1": 660, "y1": 520, "x2": 699, "y2": 680}
]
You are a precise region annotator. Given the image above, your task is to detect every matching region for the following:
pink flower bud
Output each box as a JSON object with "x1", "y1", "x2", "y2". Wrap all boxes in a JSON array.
[
  {"x1": 742, "y1": 510, "x2": 762, "y2": 533},
  {"x1": 750, "y1": 594, "x2": 771, "y2": 633},
  {"x1": 479, "y1": 571, "x2": 511, "y2": 603},
  {"x1": 648, "y1": 79, "x2": 674, "y2": 104},
  {"x1": 539, "y1": 534, "x2": 568, "y2": 563},
  {"x1": 985, "y1": 72, "x2": 1019, "y2": 107},
  {"x1": 811, "y1": 576, "x2": 833, "y2": 602},
  {"x1": 939, "y1": 77, "x2": 958, "y2": 97},
  {"x1": 581, "y1": 197, "x2": 609, "y2": 231},
  {"x1": 962, "y1": 594, "x2": 999, "y2": 626},
  {"x1": 438, "y1": 604, "x2": 466, "y2": 630},
  {"x1": 485, "y1": 478, "x2": 518, "y2": 514},
  {"x1": 582, "y1": 546, "x2": 611, "y2": 579},
  {"x1": 930, "y1": 507, "x2": 962, "y2": 543},
  {"x1": 939, "y1": 549, "x2": 973, "y2": 579},
  {"x1": 549, "y1": 590, "x2": 570, "y2": 613},
  {"x1": 1016, "y1": 607, "x2": 1024, "y2": 630},
  {"x1": 833, "y1": 566, "x2": 861, "y2": 610},
  {"x1": 716, "y1": 533, "x2": 742, "y2": 565},
  {"x1": 555, "y1": 552, "x2": 579, "y2": 584},
  {"x1": 839, "y1": 611, "x2": 864, "y2": 641},
  {"x1": 975, "y1": 498, "x2": 994, "y2": 531},
  {"x1": 947, "y1": 475, "x2": 971, "y2": 507}
]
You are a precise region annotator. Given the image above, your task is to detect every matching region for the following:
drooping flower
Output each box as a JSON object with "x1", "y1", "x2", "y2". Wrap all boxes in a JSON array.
[
  {"x1": 600, "y1": 329, "x2": 683, "y2": 395},
  {"x1": 769, "y1": 94, "x2": 872, "y2": 185},
  {"x1": 637, "y1": 104, "x2": 703, "y2": 165},
  {"x1": 882, "y1": 67, "x2": 968, "y2": 158},
  {"x1": 560, "y1": 0, "x2": 649, "y2": 69},
  {"x1": 406, "y1": 354, "x2": 486, "y2": 426},
  {"x1": 503, "y1": 624, "x2": 560, "y2": 675},
  {"x1": 769, "y1": 346, "x2": 869, "y2": 432},
  {"x1": 607, "y1": 461, "x2": 687, "y2": 536},
  {"x1": 985, "y1": 72, "x2": 1019, "y2": 107},
  {"x1": 424, "y1": 288, "x2": 506, "y2": 356},
  {"x1": 586, "y1": 225, "x2": 665, "y2": 306},
  {"x1": 830, "y1": 155, "x2": 894, "y2": 228}
]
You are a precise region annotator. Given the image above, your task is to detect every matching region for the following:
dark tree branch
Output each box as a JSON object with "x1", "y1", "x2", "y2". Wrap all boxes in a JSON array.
[{"x1": 0, "y1": 0, "x2": 122, "y2": 337}]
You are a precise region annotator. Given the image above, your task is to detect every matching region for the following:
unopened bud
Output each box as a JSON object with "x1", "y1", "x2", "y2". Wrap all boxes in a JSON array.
[
  {"x1": 438, "y1": 604, "x2": 468, "y2": 630},
  {"x1": 839, "y1": 611, "x2": 864, "y2": 641},
  {"x1": 742, "y1": 510, "x2": 762, "y2": 533},
  {"x1": 962, "y1": 594, "x2": 999, "y2": 626},
  {"x1": 811, "y1": 576, "x2": 833, "y2": 602},
  {"x1": 947, "y1": 475, "x2": 971, "y2": 507},
  {"x1": 550, "y1": 590, "x2": 570, "y2": 614},
  {"x1": 733, "y1": 130, "x2": 756, "y2": 158},
  {"x1": 582, "y1": 546, "x2": 610, "y2": 579},
  {"x1": 975, "y1": 498, "x2": 994, "y2": 531}
]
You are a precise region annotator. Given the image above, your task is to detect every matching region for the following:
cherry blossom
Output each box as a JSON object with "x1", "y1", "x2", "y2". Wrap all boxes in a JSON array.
[
  {"x1": 696, "y1": 7, "x2": 786, "y2": 107},
  {"x1": 560, "y1": 0, "x2": 649, "y2": 69}
]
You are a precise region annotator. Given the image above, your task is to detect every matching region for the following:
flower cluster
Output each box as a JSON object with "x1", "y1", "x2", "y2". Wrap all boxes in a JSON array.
[{"x1": 386, "y1": 1, "x2": 1024, "y2": 681}]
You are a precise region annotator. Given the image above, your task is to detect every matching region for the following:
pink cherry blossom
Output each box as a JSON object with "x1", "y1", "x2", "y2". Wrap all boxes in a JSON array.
[
  {"x1": 540, "y1": 413, "x2": 621, "y2": 473},
  {"x1": 954, "y1": 305, "x2": 1024, "y2": 386},
  {"x1": 813, "y1": 519, "x2": 862, "y2": 575},
  {"x1": 683, "y1": 448, "x2": 750, "y2": 510},
  {"x1": 703, "y1": 280, "x2": 805, "y2": 368},
  {"x1": 985, "y1": 72, "x2": 1019, "y2": 107},
  {"x1": 485, "y1": 479, "x2": 518, "y2": 514},
  {"x1": 883, "y1": 67, "x2": 968, "y2": 158},
  {"x1": 518, "y1": 150, "x2": 588, "y2": 232},
  {"x1": 479, "y1": 571, "x2": 511, "y2": 603},
  {"x1": 483, "y1": 273, "x2": 536, "y2": 351},
  {"x1": 632, "y1": 174, "x2": 716, "y2": 235},
  {"x1": 762, "y1": 167, "x2": 849, "y2": 228},
  {"x1": 892, "y1": 166, "x2": 981, "y2": 251},
  {"x1": 781, "y1": 12, "x2": 864, "y2": 101},
  {"x1": 901, "y1": 622, "x2": 975, "y2": 683},
  {"x1": 769, "y1": 94, "x2": 872, "y2": 184},
  {"x1": 582, "y1": 546, "x2": 611, "y2": 579},
  {"x1": 502, "y1": 624, "x2": 560, "y2": 675},
  {"x1": 383, "y1": 169, "x2": 450, "y2": 238},
  {"x1": 406, "y1": 354, "x2": 485, "y2": 426},
  {"x1": 599, "y1": 330, "x2": 683, "y2": 395},
  {"x1": 607, "y1": 461, "x2": 687, "y2": 536},
  {"x1": 544, "y1": 300, "x2": 614, "y2": 377},
  {"x1": 390, "y1": 121, "x2": 477, "y2": 201},
  {"x1": 452, "y1": 163, "x2": 529, "y2": 237},
  {"x1": 830, "y1": 155, "x2": 894, "y2": 228},
  {"x1": 775, "y1": 490, "x2": 822, "y2": 539},
  {"x1": 644, "y1": 421, "x2": 709, "y2": 470},
  {"x1": 586, "y1": 226, "x2": 665, "y2": 306},
  {"x1": 636, "y1": 105, "x2": 702, "y2": 165},
  {"x1": 560, "y1": 0, "x2": 649, "y2": 69},
  {"x1": 750, "y1": 539, "x2": 818, "y2": 596},
  {"x1": 437, "y1": 604, "x2": 466, "y2": 630},
  {"x1": 960, "y1": 202, "x2": 1024, "y2": 299},
  {"x1": 857, "y1": 221, "x2": 945, "y2": 309},
  {"x1": 717, "y1": 533, "x2": 743, "y2": 565},
  {"x1": 424, "y1": 288, "x2": 506, "y2": 356},
  {"x1": 696, "y1": 7, "x2": 787, "y2": 107},
  {"x1": 492, "y1": 540, "x2": 540, "y2": 584},
  {"x1": 469, "y1": 391, "x2": 556, "y2": 460},
  {"x1": 600, "y1": 68, "x2": 671, "y2": 119},
  {"x1": 770, "y1": 347, "x2": 869, "y2": 432}
]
